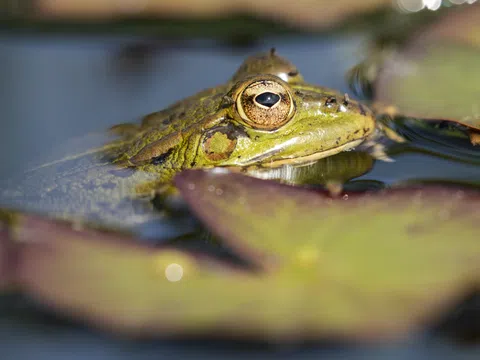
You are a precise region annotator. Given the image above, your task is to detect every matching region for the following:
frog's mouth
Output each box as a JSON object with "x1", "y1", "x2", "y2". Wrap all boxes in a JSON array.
[{"x1": 245, "y1": 138, "x2": 364, "y2": 168}]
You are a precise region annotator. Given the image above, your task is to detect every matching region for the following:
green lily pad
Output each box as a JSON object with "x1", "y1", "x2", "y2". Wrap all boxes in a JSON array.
[
  {"x1": 175, "y1": 170, "x2": 480, "y2": 337},
  {"x1": 374, "y1": 4, "x2": 480, "y2": 142},
  {"x1": 1, "y1": 170, "x2": 479, "y2": 342}
]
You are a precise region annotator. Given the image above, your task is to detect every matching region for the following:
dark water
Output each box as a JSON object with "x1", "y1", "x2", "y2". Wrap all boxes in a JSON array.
[{"x1": 0, "y1": 34, "x2": 479, "y2": 359}]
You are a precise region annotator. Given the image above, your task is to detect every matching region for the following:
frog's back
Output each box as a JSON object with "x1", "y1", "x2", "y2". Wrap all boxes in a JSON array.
[
  {"x1": 111, "y1": 85, "x2": 228, "y2": 163},
  {"x1": 140, "y1": 85, "x2": 228, "y2": 129}
]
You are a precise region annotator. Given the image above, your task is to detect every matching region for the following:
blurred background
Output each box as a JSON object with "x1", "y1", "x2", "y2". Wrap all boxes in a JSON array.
[{"x1": 0, "y1": 0, "x2": 479, "y2": 359}]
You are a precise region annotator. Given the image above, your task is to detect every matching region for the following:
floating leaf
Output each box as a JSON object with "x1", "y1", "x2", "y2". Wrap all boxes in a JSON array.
[
  {"x1": 175, "y1": 170, "x2": 480, "y2": 338},
  {"x1": 374, "y1": 4, "x2": 480, "y2": 143},
  {"x1": 6, "y1": 214, "x2": 225, "y2": 337},
  {"x1": 1, "y1": 170, "x2": 479, "y2": 342}
]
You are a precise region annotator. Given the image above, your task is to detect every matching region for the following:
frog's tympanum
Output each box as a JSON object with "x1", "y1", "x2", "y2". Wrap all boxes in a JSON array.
[{"x1": 0, "y1": 49, "x2": 380, "y2": 227}]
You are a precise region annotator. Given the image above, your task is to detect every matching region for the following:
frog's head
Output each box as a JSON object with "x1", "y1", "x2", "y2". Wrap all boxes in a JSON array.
[
  {"x1": 195, "y1": 74, "x2": 376, "y2": 168},
  {"x1": 121, "y1": 74, "x2": 376, "y2": 172}
]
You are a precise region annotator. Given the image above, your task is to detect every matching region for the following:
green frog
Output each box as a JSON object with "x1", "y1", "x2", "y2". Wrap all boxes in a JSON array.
[
  {"x1": 0, "y1": 49, "x2": 382, "y2": 228},
  {"x1": 106, "y1": 49, "x2": 377, "y2": 194}
]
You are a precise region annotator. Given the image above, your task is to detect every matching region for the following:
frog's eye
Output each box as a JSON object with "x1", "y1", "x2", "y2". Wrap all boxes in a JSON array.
[{"x1": 237, "y1": 79, "x2": 295, "y2": 130}]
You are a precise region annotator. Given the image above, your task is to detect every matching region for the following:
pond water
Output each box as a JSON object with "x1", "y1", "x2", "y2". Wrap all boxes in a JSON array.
[{"x1": 0, "y1": 33, "x2": 478, "y2": 359}]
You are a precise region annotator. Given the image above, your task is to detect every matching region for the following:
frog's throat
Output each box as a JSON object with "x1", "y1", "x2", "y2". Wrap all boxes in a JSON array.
[{"x1": 254, "y1": 138, "x2": 364, "y2": 168}]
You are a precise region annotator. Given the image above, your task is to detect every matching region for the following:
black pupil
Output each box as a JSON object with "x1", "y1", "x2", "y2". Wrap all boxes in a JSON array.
[{"x1": 255, "y1": 92, "x2": 280, "y2": 108}]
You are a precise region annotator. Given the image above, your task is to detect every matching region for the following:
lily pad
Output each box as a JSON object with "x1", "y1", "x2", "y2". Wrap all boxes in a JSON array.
[
  {"x1": 5, "y1": 213, "x2": 251, "y2": 337},
  {"x1": 176, "y1": 170, "x2": 480, "y2": 337},
  {"x1": 374, "y1": 4, "x2": 480, "y2": 142},
  {"x1": 1, "y1": 170, "x2": 479, "y2": 342}
]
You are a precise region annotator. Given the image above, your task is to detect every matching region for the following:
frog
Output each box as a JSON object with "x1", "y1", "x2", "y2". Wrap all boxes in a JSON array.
[
  {"x1": 0, "y1": 49, "x2": 383, "y2": 228},
  {"x1": 105, "y1": 48, "x2": 379, "y2": 195}
]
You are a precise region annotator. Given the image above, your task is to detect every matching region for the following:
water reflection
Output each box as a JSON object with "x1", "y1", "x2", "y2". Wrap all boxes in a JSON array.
[{"x1": 247, "y1": 151, "x2": 374, "y2": 186}]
